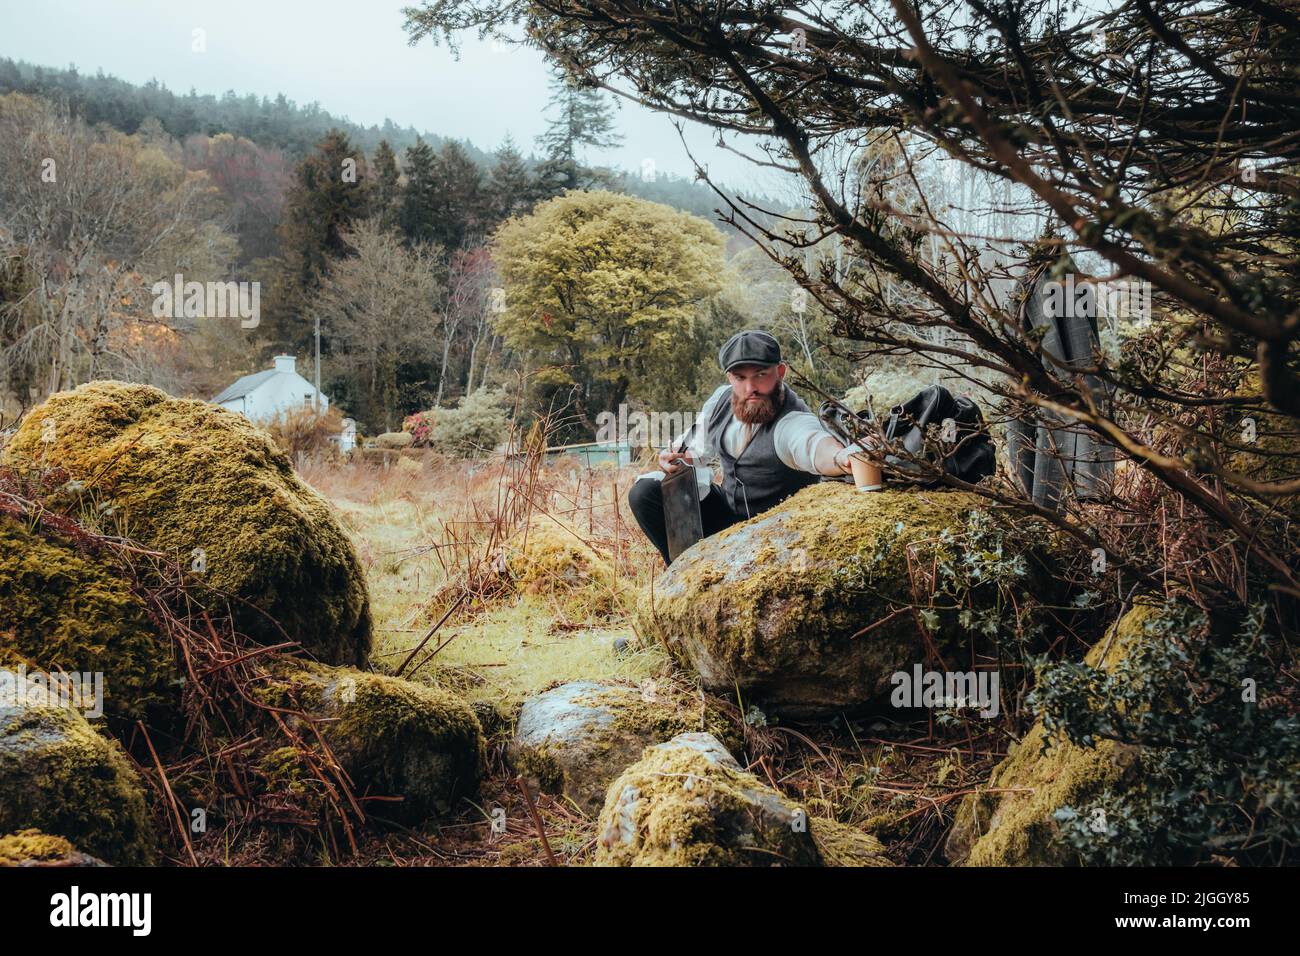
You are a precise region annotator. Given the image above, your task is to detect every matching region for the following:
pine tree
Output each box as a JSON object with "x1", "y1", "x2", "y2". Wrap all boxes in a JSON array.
[
  {"x1": 430, "y1": 140, "x2": 486, "y2": 250},
  {"x1": 487, "y1": 134, "x2": 535, "y2": 223},
  {"x1": 271, "y1": 129, "x2": 369, "y2": 350},
  {"x1": 535, "y1": 68, "x2": 623, "y2": 197},
  {"x1": 370, "y1": 139, "x2": 401, "y2": 231},
  {"x1": 399, "y1": 137, "x2": 438, "y2": 245}
]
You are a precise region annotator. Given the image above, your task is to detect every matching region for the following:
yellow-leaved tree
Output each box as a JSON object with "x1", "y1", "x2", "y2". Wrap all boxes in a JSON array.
[{"x1": 491, "y1": 190, "x2": 726, "y2": 435}]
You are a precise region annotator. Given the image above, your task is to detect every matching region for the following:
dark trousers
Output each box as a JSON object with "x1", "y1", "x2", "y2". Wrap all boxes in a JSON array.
[{"x1": 628, "y1": 477, "x2": 745, "y2": 566}]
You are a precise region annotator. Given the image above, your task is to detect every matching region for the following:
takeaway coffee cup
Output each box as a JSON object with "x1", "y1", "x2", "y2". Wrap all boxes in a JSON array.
[{"x1": 848, "y1": 447, "x2": 883, "y2": 492}]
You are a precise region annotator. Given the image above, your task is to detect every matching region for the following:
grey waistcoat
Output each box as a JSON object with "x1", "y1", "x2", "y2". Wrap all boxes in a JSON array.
[{"x1": 705, "y1": 382, "x2": 819, "y2": 518}]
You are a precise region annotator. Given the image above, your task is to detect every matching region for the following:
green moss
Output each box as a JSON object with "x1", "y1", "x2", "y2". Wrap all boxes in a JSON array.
[
  {"x1": 0, "y1": 514, "x2": 176, "y2": 720},
  {"x1": 264, "y1": 661, "x2": 486, "y2": 825},
  {"x1": 636, "y1": 483, "x2": 1055, "y2": 715},
  {"x1": 513, "y1": 743, "x2": 565, "y2": 793},
  {"x1": 505, "y1": 517, "x2": 618, "y2": 619},
  {"x1": 809, "y1": 817, "x2": 893, "y2": 867},
  {"x1": 3, "y1": 381, "x2": 371, "y2": 666},
  {"x1": 0, "y1": 828, "x2": 96, "y2": 865},
  {"x1": 0, "y1": 699, "x2": 156, "y2": 865},
  {"x1": 496, "y1": 838, "x2": 543, "y2": 865},
  {"x1": 948, "y1": 603, "x2": 1161, "y2": 866},
  {"x1": 594, "y1": 737, "x2": 822, "y2": 867},
  {"x1": 257, "y1": 745, "x2": 316, "y2": 798},
  {"x1": 961, "y1": 724, "x2": 1135, "y2": 866}
]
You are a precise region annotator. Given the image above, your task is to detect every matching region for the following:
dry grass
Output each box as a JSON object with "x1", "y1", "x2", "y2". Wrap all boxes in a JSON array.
[{"x1": 302, "y1": 450, "x2": 1010, "y2": 867}]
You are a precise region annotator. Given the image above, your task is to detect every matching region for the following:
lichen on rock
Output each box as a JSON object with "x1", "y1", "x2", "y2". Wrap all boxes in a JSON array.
[
  {"x1": 2, "y1": 381, "x2": 372, "y2": 667},
  {"x1": 635, "y1": 482, "x2": 1056, "y2": 717},
  {"x1": 509, "y1": 679, "x2": 738, "y2": 814}
]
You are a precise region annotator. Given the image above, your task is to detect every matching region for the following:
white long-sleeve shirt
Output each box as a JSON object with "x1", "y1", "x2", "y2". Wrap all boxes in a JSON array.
[{"x1": 672, "y1": 384, "x2": 839, "y2": 474}]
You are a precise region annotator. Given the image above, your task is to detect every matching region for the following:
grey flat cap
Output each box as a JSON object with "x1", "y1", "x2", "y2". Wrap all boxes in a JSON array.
[{"x1": 719, "y1": 330, "x2": 782, "y2": 372}]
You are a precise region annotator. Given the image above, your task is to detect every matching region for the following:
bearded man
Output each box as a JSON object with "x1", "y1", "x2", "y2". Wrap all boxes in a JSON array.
[{"x1": 628, "y1": 330, "x2": 859, "y2": 566}]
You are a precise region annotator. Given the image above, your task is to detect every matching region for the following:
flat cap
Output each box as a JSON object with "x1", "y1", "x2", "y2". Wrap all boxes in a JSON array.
[{"x1": 719, "y1": 330, "x2": 782, "y2": 372}]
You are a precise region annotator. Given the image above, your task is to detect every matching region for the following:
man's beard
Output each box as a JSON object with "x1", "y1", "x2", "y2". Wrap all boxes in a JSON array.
[{"x1": 732, "y1": 385, "x2": 780, "y2": 425}]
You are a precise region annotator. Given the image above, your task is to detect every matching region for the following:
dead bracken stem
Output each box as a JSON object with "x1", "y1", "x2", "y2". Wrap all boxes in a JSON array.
[{"x1": 514, "y1": 775, "x2": 560, "y2": 866}]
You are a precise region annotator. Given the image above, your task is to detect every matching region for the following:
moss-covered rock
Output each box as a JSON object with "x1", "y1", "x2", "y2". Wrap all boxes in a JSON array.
[
  {"x1": 0, "y1": 828, "x2": 107, "y2": 866},
  {"x1": 261, "y1": 662, "x2": 486, "y2": 825},
  {"x1": 0, "y1": 513, "x2": 176, "y2": 720},
  {"x1": 505, "y1": 517, "x2": 617, "y2": 619},
  {"x1": 946, "y1": 722, "x2": 1136, "y2": 867},
  {"x1": 0, "y1": 670, "x2": 156, "y2": 865},
  {"x1": 2, "y1": 381, "x2": 371, "y2": 666},
  {"x1": 374, "y1": 431, "x2": 415, "y2": 449},
  {"x1": 810, "y1": 816, "x2": 895, "y2": 867},
  {"x1": 943, "y1": 603, "x2": 1164, "y2": 866},
  {"x1": 509, "y1": 679, "x2": 737, "y2": 814},
  {"x1": 636, "y1": 483, "x2": 1054, "y2": 717},
  {"x1": 594, "y1": 731, "x2": 891, "y2": 867}
]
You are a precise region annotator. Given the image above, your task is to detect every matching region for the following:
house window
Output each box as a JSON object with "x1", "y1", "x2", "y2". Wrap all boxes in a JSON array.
[{"x1": 303, "y1": 394, "x2": 312, "y2": 408}]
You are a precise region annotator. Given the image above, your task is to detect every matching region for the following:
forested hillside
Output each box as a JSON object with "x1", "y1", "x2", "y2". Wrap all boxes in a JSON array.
[{"x1": 0, "y1": 58, "x2": 806, "y2": 435}]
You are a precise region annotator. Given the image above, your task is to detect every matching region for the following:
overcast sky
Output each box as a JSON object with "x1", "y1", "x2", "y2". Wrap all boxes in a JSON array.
[{"x1": 0, "y1": 0, "x2": 779, "y2": 188}]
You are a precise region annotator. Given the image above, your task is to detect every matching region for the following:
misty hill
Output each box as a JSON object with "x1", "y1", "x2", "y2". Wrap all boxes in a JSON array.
[{"x1": 0, "y1": 57, "x2": 779, "y2": 226}]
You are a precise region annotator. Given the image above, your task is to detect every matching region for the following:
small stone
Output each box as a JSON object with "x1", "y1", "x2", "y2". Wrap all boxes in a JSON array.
[{"x1": 509, "y1": 682, "x2": 734, "y2": 814}]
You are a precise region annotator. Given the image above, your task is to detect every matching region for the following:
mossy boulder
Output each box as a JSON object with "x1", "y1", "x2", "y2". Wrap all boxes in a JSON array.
[
  {"x1": 262, "y1": 662, "x2": 486, "y2": 825},
  {"x1": 943, "y1": 603, "x2": 1164, "y2": 866},
  {"x1": 811, "y1": 817, "x2": 897, "y2": 867},
  {"x1": 636, "y1": 483, "x2": 1054, "y2": 717},
  {"x1": 505, "y1": 517, "x2": 617, "y2": 619},
  {"x1": 0, "y1": 670, "x2": 156, "y2": 865},
  {"x1": 594, "y1": 731, "x2": 891, "y2": 867},
  {"x1": 2, "y1": 381, "x2": 371, "y2": 666},
  {"x1": 0, "y1": 513, "x2": 176, "y2": 720},
  {"x1": 0, "y1": 828, "x2": 107, "y2": 866},
  {"x1": 375, "y1": 431, "x2": 415, "y2": 449},
  {"x1": 509, "y1": 679, "x2": 737, "y2": 814}
]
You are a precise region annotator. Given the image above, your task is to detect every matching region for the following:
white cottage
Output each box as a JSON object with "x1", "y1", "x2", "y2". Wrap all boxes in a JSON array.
[{"x1": 212, "y1": 354, "x2": 329, "y2": 422}]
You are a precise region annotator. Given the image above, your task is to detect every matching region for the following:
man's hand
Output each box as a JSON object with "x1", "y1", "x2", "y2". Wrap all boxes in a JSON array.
[{"x1": 658, "y1": 447, "x2": 695, "y2": 475}]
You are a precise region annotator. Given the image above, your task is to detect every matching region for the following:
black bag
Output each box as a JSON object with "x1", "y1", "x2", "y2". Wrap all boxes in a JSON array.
[{"x1": 883, "y1": 384, "x2": 996, "y2": 485}]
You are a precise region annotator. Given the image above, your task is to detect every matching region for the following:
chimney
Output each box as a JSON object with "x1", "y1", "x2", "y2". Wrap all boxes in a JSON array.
[{"x1": 273, "y1": 354, "x2": 296, "y2": 374}]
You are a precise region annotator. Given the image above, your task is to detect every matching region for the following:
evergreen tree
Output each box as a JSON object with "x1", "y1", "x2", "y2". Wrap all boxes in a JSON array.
[
  {"x1": 370, "y1": 139, "x2": 401, "y2": 231},
  {"x1": 270, "y1": 129, "x2": 368, "y2": 350},
  {"x1": 430, "y1": 140, "x2": 486, "y2": 250},
  {"x1": 400, "y1": 137, "x2": 438, "y2": 245},
  {"x1": 535, "y1": 69, "x2": 623, "y2": 197},
  {"x1": 486, "y1": 134, "x2": 534, "y2": 223}
]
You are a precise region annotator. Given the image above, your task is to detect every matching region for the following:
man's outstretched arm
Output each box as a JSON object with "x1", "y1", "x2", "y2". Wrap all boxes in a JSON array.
[{"x1": 776, "y1": 413, "x2": 856, "y2": 477}]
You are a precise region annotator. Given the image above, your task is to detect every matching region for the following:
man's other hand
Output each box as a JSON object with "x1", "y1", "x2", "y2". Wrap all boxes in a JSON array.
[{"x1": 658, "y1": 448, "x2": 695, "y2": 474}]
